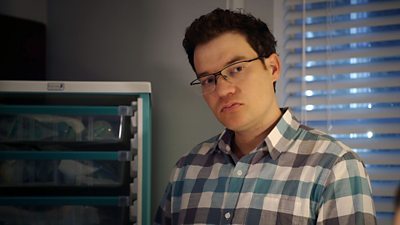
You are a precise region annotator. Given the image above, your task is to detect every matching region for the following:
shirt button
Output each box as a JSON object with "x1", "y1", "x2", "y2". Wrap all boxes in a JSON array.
[
  {"x1": 224, "y1": 212, "x2": 231, "y2": 219},
  {"x1": 236, "y1": 170, "x2": 243, "y2": 176}
]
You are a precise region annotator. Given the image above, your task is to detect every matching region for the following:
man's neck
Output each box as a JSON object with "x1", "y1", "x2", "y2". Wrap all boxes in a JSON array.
[{"x1": 233, "y1": 108, "x2": 282, "y2": 159}]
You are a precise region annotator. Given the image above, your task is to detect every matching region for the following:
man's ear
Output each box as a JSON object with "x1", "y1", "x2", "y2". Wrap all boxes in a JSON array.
[{"x1": 266, "y1": 53, "x2": 281, "y2": 81}]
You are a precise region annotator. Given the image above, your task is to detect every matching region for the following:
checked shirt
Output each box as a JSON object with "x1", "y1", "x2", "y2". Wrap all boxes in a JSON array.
[{"x1": 154, "y1": 108, "x2": 376, "y2": 225}]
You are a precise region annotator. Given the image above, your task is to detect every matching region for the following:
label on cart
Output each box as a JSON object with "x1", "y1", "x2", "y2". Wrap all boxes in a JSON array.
[{"x1": 47, "y1": 82, "x2": 65, "y2": 91}]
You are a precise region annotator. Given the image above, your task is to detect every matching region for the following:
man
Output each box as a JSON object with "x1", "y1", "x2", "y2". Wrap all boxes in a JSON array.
[{"x1": 155, "y1": 8, "x2": 376, "y2": 225}]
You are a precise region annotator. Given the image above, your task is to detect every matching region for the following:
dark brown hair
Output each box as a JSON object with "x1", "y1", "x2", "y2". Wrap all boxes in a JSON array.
[{"x1": 183, "y1": 8, "x2": 277, "y2": 73}]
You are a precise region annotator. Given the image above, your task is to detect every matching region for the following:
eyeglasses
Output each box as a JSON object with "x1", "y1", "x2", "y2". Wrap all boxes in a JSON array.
[{"x1": 190, "y1": 56, "x2": 265, "y2": 95}]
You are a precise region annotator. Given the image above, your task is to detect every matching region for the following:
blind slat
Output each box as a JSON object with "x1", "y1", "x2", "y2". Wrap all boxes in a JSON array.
[
  {"x1": 341, "y1": 138, "x2": 400, "y2": 150},
  {"x1": 285, "y1": 31, "x2": 400, "y2": 50},
  {"x1": 286, "y1": 77, "x2": 400, "y2": 93},
  {"x1": 293, "y1": 108, "x2": 400, "y2": 121},
  {"x1": 376, "y1": 215, "x2": 393, "y2": 225},
  {"x1": 367, "y1": 167, "x2": 400, "y2": 181},
  {"x1": 285, "y1": 0, "x2": 328, "y2": 7},
  {"x1": 285, "y1": 46, "x2": 400, "y2": 64},
  {"x1": 286, "y1": 61, "x2": 400, "y2": 78},
  {"x1": 358, "y1": 152, "x2": 400, "y2": 165},
  {"x1": 291, "y1": 108, "x2": 400, "y2": 121},
  {"x1": 371, "y1": 181, "x2": 399, "y2": 197},
  {"x1": 311, "y1": 123, "x2": 400, "y2": 135},
  {"x1": 286, "y1": 92, "x2": 399, "y2": 106},
  {"x1": 285, "y1": 15, "x2": 400, "y2": 35},
  {"x1": 285, "y1": 1, "x2": 400, "y2": 21},
  {"x1": 373, "y1": 197, "x2": 395, "y2": 212}
]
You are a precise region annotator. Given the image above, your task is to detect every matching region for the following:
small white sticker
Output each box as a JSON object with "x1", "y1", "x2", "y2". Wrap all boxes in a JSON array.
[{"x1": 47, "y1": 82, "x2": 65, "y2": 91}]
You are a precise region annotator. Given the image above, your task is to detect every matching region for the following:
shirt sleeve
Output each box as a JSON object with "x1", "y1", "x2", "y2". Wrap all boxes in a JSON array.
[
  {"x1": 154, "y1": 151, "x2": 194, "y2": 225},
  {"x1": 317, "y1": 152, "x2": 377, "y2": 225},
  {"x1": 154, "y1": 181, "x2": 173, "y2": 225}
]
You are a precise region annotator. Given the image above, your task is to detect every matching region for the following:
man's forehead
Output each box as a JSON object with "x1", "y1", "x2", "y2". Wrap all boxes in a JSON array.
[
  {"x1": 195, "y1": 54, "x2": 249, "y2": 77},
  {"x1": 193, "y1": 34, "x2": 254, "y2": 75}
]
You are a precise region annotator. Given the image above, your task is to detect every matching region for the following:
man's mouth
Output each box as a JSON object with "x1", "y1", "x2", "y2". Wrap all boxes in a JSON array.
[{"x1": 221, "y1": 102, "x2": 242, "y2": 112}]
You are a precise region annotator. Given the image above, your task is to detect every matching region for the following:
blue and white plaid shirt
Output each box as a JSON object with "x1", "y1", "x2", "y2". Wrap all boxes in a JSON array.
[{"x1": 155, "y1": 108, "x2": 376, "y2": 225}]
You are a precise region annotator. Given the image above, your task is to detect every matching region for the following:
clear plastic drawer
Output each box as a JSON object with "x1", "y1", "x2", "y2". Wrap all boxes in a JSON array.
[
  {"x1": 0, "y1": 105, "x2": 135, "y2": 143},
  {"x1": 0, "y1": 151, "x2": 131, "y2": 188},
  {"x1": 0, "y1": 196, "x2": 132, "y2": 225}
]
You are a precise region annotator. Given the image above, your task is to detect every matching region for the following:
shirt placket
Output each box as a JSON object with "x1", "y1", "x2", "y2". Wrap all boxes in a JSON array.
[{"x1": 220, "y1": 157, "x2": 252, "y2": 224}]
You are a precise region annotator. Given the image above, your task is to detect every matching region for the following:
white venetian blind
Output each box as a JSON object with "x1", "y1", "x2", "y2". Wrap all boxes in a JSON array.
[{"x1": 279, "y1": 0, "x2": 400, "y2": 224}]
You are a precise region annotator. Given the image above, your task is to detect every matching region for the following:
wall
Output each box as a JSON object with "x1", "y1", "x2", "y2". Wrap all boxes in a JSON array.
[
  {"x1": 46, "y1": 0, "x2": 221, "y2": 216},
  {"x1": 7, "y1": 0, "x2": 273, "y2": 217},
  {"x1": 0, "y1": 0, "x2": 47, "y2": 23},
  {"x1": 0, "y1": 0, "x2": 47, "y2": 80}
]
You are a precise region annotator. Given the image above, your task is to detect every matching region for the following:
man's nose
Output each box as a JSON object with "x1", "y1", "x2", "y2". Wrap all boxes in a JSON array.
[{"x1": 214, "y1": 75, "x2": 235, "y2": 97}]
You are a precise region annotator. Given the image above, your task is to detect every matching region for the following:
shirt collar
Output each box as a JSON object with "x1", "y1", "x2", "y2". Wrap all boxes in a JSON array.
[
  {"x1": 210, "y1": 108, "x2": 300, "y2": 160},
  {"x1": 211, "y1": 129, "x2": 234, "y2": 155},
  {"x1": 264, "y1": 108, "x2": 300, "y2": 160}
]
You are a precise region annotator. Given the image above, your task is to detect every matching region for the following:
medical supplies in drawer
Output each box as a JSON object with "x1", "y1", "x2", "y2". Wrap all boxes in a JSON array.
[
  {"x1": 0, "y1": 151, "x2": 135, "y2": 189},
  {"x1": 0, "y1": 105, "x2": 136, "y2": 143},
  {"x1": 0, "y1": 196, "x2": 134, "y2": 225}
]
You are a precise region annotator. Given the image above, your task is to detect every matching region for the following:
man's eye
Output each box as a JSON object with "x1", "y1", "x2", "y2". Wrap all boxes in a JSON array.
[
  {"x1": 200, "y1": 76, "x2": 215, "y2": 86},
  {"x1": 227, "y1": 63, "x2": 246, "y2": 76},
  {"x1": 232, "y1": 65, "x2": 244, "y2": 73}
]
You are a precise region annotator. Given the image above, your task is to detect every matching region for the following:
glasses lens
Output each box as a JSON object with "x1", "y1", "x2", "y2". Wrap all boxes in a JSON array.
[
  {"x1": 192, "y1": 57, "x2": 261, "y2": 94},
  {"x1": 199, "y1": 75, "x2": 216, "y2": 94},
  {"x1": 222, "y1": 61, "x2": 247, "y2": 80}
]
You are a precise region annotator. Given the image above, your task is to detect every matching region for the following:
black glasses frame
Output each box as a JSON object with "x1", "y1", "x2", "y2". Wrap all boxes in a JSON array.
[{"x1": 189, "y1": 56, "x2": 266, "y2": 86}]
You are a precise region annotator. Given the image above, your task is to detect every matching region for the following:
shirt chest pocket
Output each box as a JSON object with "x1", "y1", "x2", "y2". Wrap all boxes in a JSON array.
[{"x1": 261, "y1": 196, "x2": 312, "y2": 225}]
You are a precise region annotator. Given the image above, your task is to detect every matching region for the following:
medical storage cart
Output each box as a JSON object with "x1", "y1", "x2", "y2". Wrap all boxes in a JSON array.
[{"x1": 0, "y1": 81, "x2": 151, "y2": 225}]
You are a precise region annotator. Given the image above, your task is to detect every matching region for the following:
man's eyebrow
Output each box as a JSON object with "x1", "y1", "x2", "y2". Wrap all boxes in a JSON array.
[
  {"x1": 224, "y1": 56, "x2": 247, "y2": 67},
  {"x1": 197, "y1": 72, "x2": 210, "y2": 78},
  {"x1": 196, "y1": 55, "x2": 247, "y2": 78}
]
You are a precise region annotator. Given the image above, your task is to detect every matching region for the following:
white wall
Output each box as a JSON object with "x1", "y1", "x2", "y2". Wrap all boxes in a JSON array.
[{"x1": 6, "y1": 0, "x2": 274, "y2": 217}]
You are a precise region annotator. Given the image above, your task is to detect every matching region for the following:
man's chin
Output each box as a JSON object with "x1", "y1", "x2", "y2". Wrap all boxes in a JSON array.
[{"x1": 219, "y1": 120, "x2": 245, "y2": 132}]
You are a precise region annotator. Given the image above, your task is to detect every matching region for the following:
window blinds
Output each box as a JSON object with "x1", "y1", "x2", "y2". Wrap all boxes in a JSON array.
[{"x1": 279, "y1": 0, "x2": 400, "y2": 224}]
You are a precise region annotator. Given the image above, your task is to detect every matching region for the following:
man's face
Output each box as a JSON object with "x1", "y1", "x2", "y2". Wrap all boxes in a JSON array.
[{"x1": 193, "y1": 32, "x2": 281, "y2": 133}]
